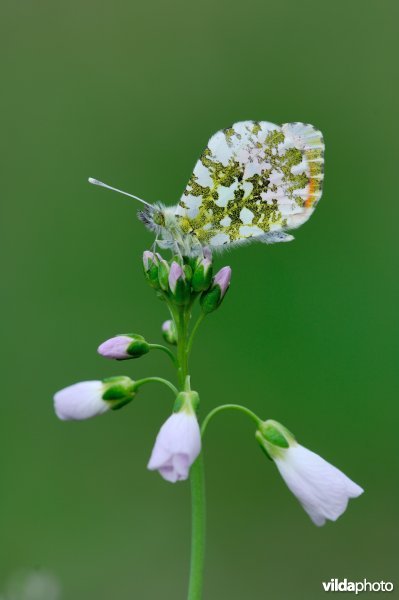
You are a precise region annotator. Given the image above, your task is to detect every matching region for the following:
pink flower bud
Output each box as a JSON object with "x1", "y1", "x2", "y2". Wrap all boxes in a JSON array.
[
  {"x1": 143, "y1": 250, "x2": 157, "y2": 272},
  {"x1": 168, "y1": 261, "x2": 185, "y2": 295},
  {"x1": 97, "y1": 334, "x2": 149, "y2": 360},
  {"x1": 200, "y1": 265, "x2": 232, "y2": 314},
  {"x1": 192, "y1": 257, "x2": 213, "y2": 292},
  {"x1": 213, "y1": 266, "x2": 231, "y2": 298}
]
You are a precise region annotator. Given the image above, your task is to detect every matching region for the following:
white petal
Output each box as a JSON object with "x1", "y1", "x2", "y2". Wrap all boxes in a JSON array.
[
  {"x1": 275, "y1": 445, "x2": 363, "y2": 526},
  {"x1": 54, "y1": 381, "x2": 108, "y2": 421}
]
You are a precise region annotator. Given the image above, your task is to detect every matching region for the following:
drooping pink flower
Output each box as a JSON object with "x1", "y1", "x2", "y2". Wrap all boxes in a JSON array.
[{"x1": 147, "y1": 411, "x2": 201, "y2": 482}]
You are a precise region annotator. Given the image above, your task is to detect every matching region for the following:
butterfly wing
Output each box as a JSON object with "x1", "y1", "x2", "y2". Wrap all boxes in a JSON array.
[{"x1": 175, "y1": 121, "x2": 324, "y2": 248}]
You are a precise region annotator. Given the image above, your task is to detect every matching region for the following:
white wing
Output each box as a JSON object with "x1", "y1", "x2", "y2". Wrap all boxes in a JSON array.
[{"x1": 175, "y1": 121, "x2": 324, "y2": 248}]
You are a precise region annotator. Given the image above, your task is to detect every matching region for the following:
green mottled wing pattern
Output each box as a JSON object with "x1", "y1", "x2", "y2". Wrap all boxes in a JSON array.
[{"x1": 175, "y1": 121, "x2": 324, "y2": 248}]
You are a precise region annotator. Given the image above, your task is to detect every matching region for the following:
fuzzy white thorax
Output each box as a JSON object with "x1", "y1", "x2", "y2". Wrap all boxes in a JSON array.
[{"x1": 139, "y1": 203, "x2": 203, "y2": 256}]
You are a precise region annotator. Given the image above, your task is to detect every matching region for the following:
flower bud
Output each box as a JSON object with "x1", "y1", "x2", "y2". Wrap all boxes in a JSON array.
[
  {"x1": 162, "y1": 320, "x2": 177, "y2": 345},
  {"x1": 192, "y1": 257, "x2": 213, "y2": 292},
  {"x1": 200, "y1": 266, "x2": 231, "y2": 314},
  {"x1": 168, "y1": 261, "x2": 189, "y2": 304},
  {"x1": 256, "y1": 419, "x2": 364, "y2": 526},
  {"x1": 183, "y1": 263, "x2": 193, "y2": 283},
  {"x1": 157, "y1": 257, "x2": 170, "y2": 291},
  {"x1": 54, "y1": 376, "x2": 136, "y2": 420},
  {"x1": 98, "y1": 334, "x2": 150, "y2": 360},
  {"x1": 143, "y1": 251, "x2": 159, "y2": 289}
]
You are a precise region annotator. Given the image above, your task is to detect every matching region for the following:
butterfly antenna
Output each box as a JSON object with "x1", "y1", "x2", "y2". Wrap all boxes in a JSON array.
[{"x1": 88, "y1": 178, "x2": 153, "y2": 208}]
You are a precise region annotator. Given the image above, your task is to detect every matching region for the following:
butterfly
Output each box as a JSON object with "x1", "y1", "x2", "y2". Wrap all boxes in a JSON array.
[{"x1": 89, "y1": 120, "x2": 324, "y2": 256}]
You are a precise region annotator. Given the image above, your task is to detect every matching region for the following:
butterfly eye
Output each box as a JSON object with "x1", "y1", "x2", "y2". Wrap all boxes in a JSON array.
[{"x1": 153, "y1": 211, "x2": 165, "y2": 227}]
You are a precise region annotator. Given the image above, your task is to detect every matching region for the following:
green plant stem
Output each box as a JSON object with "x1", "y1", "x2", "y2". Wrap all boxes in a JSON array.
[
  {"x1": 172, "y1": 301, "x2": 206, "y2": 600},
  {"x1": 148, "y1": 343, "x2": 177, "y2": 365},
  {"x1": 176, "y1": 307, "x2": 189, "y2": 389},
  {"x1": 187, "y1": 313, "x2": 205, "y2": 357},
  {"x1": 201, "y1": 404, "x2": 261, "y2": 436},
  {"x1": 133, "y1": 376, "x2": 178, "y2": 396},
  {"x1": 187, "y1": 455, "x2": 206, "y2": 600}
]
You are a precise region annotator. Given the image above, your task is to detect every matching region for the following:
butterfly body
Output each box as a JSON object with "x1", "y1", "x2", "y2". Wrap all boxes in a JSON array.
[
  {"x1": 138, "y1": 204, "x2": 201, "y2": 256},
  {"x1": 138, "y1": 120, "x2": 324, "y2": 256}
]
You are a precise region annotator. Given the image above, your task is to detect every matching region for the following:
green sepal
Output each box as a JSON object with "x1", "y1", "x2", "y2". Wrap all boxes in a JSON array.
[
  {"x1": 158, "y1": 260, "x2": 170, "y2": 291},
  {"x1": 173, "y1": 278, "x2": 190, "y2": 306},
  {"x1": 259, "y1": 422, "x2": 290, "y2": 448},
  {"x1": 102, "y1": 385, "x2": 129, "y2": 400},
  {"x1": 255, "y1": 431, "x2": 272, "y2": 461},
  {"x1": 192, "y1": 263, "x2": 213, "y2": 292},
  {"x1": 102, "y1": 375, "x2": 136, "y2": 400},
  {"x1": 260, "y1": 420, "x2": 295, "y2": 447},
  {"x1": 126, "y1": 339, "x2": 150, "y2": 358},
  {"x1": 183, "y1": 264, "x2": 193, "y2": 282},
  {"x1": 187, "y1": 256, "x2": 200, "y2": 272},
  {"x1": 173, "y1": 390, "x2": 200, "y2": 414},
  {"x1": 110, "y1": 396, "x2": 134, "y2": 410},
  {"x1": 200, "y1": 286, "x2": 221, "y2": 314},
  {"x1": 145, "y1": 263, "x2": 160, "y2": 289},
  {"x1": 256, "y1": 420, "x2": 296, "y2": 460}
]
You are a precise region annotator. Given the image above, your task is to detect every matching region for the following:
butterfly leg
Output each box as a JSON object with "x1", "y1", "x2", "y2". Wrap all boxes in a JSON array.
[
  {"x1": 173, "y1": 240, "x2": 184, "y2": 262},
  {"x1": 151, "y1": 234, "x2": 159, "y2": 254},
  {"x1": 190, "y1": 233, "x2": 208, "y2": 260}
]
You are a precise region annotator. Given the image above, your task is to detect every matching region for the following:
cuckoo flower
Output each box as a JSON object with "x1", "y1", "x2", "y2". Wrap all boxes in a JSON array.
[
  {"x1": 256, "y1": 420, "x2": 364, "y2": 526},
  {"x1": 148, "y1": 392, "x2": 201, "y2": 483}
]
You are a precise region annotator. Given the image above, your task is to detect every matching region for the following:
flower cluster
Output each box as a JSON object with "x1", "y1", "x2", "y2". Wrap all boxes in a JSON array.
[
  {"x1": 54, "y1": 249, "x2": 231, "y2": 483},
  {"x1": 54, "y1": 247, "x2": 363, "y2": 527}
]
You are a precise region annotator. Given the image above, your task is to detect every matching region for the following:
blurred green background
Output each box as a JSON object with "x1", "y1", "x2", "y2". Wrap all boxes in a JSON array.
[{"x1": 1, "y1": 0, "x2": 398, "y2": 598}]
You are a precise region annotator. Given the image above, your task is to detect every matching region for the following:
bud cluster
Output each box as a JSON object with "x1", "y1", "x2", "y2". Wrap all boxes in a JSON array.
[{"x1": 143, "y1": 250, "x2": 231, "y2": 314}]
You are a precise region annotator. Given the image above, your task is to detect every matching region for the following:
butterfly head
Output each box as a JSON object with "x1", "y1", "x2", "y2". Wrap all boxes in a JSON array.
[
  {"x1": 138, "y1": 203, "x2": 188, "y2": 245},
  {"x1": 138, "y1": 203, "x2": 179, "y2": 232},
  {"x1": 138, "y1": 204, "x2": 165, "y2": 233}
]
